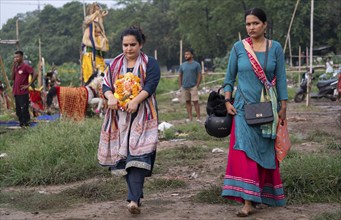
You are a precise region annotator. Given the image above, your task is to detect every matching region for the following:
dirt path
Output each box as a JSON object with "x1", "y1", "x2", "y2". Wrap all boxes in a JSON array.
[{"x1": 1, "y1": 100, "x2": 340, "y2": 219}]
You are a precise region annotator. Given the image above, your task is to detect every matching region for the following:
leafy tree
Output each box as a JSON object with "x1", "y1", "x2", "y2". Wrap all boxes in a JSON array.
[{"x1": 0, "y1": 0, "x2": 340, "y2": 76}]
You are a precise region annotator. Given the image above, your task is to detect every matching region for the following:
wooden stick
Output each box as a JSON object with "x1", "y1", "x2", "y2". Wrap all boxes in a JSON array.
[{"x1": 0, "y1": 56, "x2": 15, "y2": 110}]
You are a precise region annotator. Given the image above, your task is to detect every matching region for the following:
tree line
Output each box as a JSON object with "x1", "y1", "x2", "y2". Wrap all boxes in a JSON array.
[{"x1": 0, "y1": 0, "x2": 340, "y2": 72}]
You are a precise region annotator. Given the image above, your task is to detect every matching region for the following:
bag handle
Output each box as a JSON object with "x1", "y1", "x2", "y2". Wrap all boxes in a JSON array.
[
  {"x1": 219, "y1": 83, "x2": 234, "y2": 94},
  {"x1": 207, "y1": 84, "x2": 233, "y2": 110}
]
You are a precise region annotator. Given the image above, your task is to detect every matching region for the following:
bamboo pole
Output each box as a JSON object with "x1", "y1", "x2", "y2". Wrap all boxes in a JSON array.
[
  {"x1": 38, "y1": 38, "x2": 42, "y2": 87},
  {"x1": 306, "y1": 0, "x2": 314, "y2": 107},
  {"x1": 201, "y1": 60, "x2": 205, "y2": 86},
  {"x1": 298, "y1": 46, "x2": 301, "y2": 84},
  {"x1": 288, "y1": 34, "x2": 293, "y2": 67},
  {"x1": 283, "y1": 0, "x2": 300, "y2": 54},
  {"x1": 16, "y1": 19, "x2": 20, "y2": 50},
  {"x1": 42, "y1": 57, "x2": 46, "y2": 92},
  {"x1": 306, "y1": 47, "x2": 309, "y2": 68},
  {"x1": 0, "y1": 56, "x2": 15, "y2": 110},
  {"x1": 179, "y1": 40, "x2": 183, "y2": 65}
]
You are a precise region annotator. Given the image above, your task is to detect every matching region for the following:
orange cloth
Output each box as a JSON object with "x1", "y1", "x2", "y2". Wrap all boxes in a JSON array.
[{"x1": 56, "y1": 86, "x2": 88, "y2": 121}]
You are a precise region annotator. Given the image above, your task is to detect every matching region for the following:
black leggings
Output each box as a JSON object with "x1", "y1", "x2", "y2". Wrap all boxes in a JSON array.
[{"x1": 15, "y1": 94, "x2": 30, "y2": 126}]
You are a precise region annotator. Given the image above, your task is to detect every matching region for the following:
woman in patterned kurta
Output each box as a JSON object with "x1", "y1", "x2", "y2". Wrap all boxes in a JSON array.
[
  {"x1": 98, "y1": 27, "x2": 160, "y2": 215},
  {"x1": 222, "y1": 8, "x2": 288, "y2": 217}
]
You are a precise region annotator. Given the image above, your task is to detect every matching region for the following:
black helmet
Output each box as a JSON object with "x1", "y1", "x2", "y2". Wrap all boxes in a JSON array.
[{"x1": 205, "y1": 114, "x2": 233, "y2": 138}]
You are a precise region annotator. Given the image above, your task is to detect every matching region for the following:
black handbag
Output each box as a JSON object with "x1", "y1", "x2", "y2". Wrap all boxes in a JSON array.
[
  {"x1": 240, "y1": 40, "x2": 274, "y2": 126},
  {"x1": 244, "y1": 101, "x2": 274, "y2": 125}
]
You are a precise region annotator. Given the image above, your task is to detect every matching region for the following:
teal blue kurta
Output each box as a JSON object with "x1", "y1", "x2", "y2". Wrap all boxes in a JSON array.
[{"x1": 224, "y1": 40, "x2": 288, "y2": 169}]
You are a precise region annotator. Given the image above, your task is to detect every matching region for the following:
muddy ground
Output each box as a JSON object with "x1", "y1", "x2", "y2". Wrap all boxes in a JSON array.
[{"x1": 1, "y1": 99, "x2": 340, "y2": 220}]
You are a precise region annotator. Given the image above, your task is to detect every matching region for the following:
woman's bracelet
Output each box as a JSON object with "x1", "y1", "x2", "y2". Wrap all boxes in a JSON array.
[{"x1": 224, "y1": 98, "x2": 232, "y2": 103}]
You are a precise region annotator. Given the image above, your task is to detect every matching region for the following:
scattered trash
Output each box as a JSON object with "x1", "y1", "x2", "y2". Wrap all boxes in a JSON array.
[
  {"x1": 172, "y1": 98, "x2": 179, "y2": 103},
  {"x1": 189, "y1": 172, "x2": 198, "y2": 179},
  {"x1": 177, "y1": 133, "x2": 189, "y2": 137},
  {"x1": 158, "y1": 121, "x2": 174, "y2": 131},
  {"x1": 38, "y1": 191, "x2": 47, "y2": 194},
  {"x1": 171, "y1": 193, "x2": 179, "y2": 196},
  {"x1": 212, "y1": 148, "x2": 224, "y2": 153},
  {"x1": 169, "y1": 139, "x2": 186, "y2": 142},
  {"x1": 0, "y1": 153, "x2": 8, "y2": 158}
]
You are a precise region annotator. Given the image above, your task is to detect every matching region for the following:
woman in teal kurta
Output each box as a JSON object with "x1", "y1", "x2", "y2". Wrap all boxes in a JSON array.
[{"x1": 221, "y1": 8, "x2": 288, "y2": 217}]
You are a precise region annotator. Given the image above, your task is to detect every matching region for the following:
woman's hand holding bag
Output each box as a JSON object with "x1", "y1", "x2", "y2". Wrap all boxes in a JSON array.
[{"x1": 275, "y1": 118, "x2": 291, "y2": 162}]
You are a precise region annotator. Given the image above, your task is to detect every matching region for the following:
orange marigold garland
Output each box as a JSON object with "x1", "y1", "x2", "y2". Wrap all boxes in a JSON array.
[{"x1": 114, "y1": 72, "x2": 142, "y2": 110}]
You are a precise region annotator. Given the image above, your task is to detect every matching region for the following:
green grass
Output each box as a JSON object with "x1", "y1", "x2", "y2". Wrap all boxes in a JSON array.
[
  {"x1": 192, "y1": 185, "x2": 237, "y2": 205},
  {"x1": 0, "y1": 190, "x2": 79, "y2": 212},
  {"x1": 161, "y1": 123, "x2": 227, "y2": 141},
  {"x1": 64, "y1": 178, "x2": 127, "y2": 202},
  {"x1": 287, "y1": 87, "x2": 296, "y2": 100},
  {"x1": 289, "y1": 133, "x2": 305, "y2": 145},
  {"x1": 306, "y1": 130, "x2": 341, "y2": 151},
  {"x1": 0, "y1": 118, "x2": 107, "y2": 186},
  {"x1": 281, "y1": 153, "x2": 341, "y2": 204},
  {"x1": 313, "y1": 210, "x2": 341, "y2": 220},
  {"x1": 0, "y1": 177, "x2": 126, "y2": 211},
  {"x1": 145, "y1": 178, "x2": 187, "y2": 192},
  {"x1": 154, "y1": 145, "x2": 208, "y2": 175}
]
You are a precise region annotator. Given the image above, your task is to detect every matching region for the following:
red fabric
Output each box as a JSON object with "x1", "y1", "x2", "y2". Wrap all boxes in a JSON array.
[
  {"x1": 12, "y1": 63, "x2": 34, "y2": 95},
  {"x1": 29, "y1": 90, "x2": 44, "y2": 111},
  {"x1": 244, "y1": 37, "x2": 276, "y2": 89},
  {"x1": 224, "y1": 119, "x2": 284, "y2": 203}
]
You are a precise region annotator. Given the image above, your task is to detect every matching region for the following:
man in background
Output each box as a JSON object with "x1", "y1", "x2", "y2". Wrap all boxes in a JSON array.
[
  {"x1": 11, "y1": 51, "x2": 37, "y2": 127},
  {"x1": 178, "y1": 48, "x2": 202, "y2": 122}
]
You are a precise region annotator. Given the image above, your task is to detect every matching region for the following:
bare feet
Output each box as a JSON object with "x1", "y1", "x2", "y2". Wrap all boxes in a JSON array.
[
  {"x1": 127, "y1": 201, "x2": 141, "y2": 214},
  {"x1": 236, "y1": 201, "x2": 254, "y2": 217},
  {"x1": 255, "y1": 203, "x2": 269, "y2": 209}
]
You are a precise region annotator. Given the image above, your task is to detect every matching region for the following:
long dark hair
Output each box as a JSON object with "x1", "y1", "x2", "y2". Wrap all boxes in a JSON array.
[
  {"x1": 244, "y1": 8, "x2": 267, "y2": 23},
  {"x1": 120, "y1": 26, "x2": 146, "y2": 45}
]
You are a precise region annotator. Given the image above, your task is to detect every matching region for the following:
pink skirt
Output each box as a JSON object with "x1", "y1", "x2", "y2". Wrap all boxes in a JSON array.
[{"x1": 222, "y1": 119, "x2": 286, "y2": 206}]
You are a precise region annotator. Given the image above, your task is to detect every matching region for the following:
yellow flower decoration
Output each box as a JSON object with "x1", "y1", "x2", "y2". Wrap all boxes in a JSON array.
[{"x1": 114, "y1": 72, "x2": 142, "y2": 110}]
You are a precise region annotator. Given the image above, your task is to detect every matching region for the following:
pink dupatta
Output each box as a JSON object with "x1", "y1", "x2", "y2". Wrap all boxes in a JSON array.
[{"x1": 243, "y1": 37, "x2": 276, "y2": 89}]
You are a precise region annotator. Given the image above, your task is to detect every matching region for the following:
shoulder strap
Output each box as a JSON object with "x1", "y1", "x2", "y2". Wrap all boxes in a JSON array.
[{"x1": 239, "y1": 39, "x2": 269, "y2": 103}]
